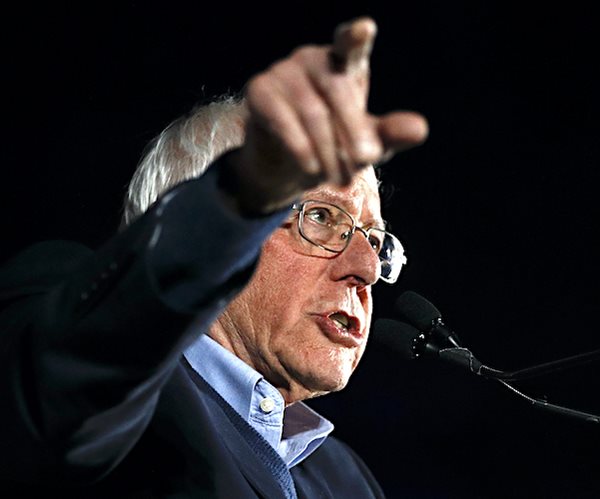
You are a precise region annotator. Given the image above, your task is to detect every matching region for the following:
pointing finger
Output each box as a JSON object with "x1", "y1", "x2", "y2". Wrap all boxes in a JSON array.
[{"x1": 330, "y1": 17, "x2": 377, "y2": 75}]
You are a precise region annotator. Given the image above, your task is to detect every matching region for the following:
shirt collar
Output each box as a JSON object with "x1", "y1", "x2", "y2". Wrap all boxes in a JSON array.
[
  {"x1": 184, "y1": 334, "x2": 333, "y2": 467},
  {"x1": 185, "y1": 333, "x2": 262, "y2": 420}
]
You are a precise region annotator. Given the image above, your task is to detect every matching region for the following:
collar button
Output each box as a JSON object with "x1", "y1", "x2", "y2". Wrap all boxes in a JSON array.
[{"x1": 259, "y1": 397, "x2": 275, "y2": 413}]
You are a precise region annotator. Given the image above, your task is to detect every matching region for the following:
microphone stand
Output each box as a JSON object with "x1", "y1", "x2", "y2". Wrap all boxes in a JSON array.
[
  {"x1": 479, "y1": 349, "x2": 600, "y2": 382},
  {"x1": 373, "y1": 317, "x2": 600, "y2": 424},
  {"x1": 438, "y1": 347, "x2": 600, "y2": 424},
  {"x1": 497, "y1": 378, "x2": 600, "y2": 424}
]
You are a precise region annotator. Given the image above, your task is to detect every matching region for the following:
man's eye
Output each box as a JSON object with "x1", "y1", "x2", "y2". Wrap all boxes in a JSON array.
[
  {"x1": 305, "y1": 208, "x2": 332, "y2": 226},
  {"x1": 369, "y1": 235, "x2": 383, "y2": 252}
]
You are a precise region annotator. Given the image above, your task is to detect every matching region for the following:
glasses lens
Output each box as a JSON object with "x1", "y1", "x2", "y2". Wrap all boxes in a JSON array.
[
  {"x1": 368, "y1": 228, "x2": 406, "y2": 284},
  {"x1": 300, "y1": 201, "x2": 353, "y2": 251}
]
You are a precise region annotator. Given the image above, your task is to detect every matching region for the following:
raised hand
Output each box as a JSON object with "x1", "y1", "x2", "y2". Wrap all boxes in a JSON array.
[{"x1": 227, "y1": 17, "x2": 428, "y2": 214}]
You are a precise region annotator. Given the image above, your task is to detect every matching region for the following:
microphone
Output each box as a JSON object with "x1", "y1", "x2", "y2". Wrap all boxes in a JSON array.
[
  {"x1": 394, "y1": 291, "x2": 461, "y2": 350},
  {"x1": 390, "y1": 291, "x2": 600, "y2": 381},
  {"x1": 373, "y1": 291, "x2": 600, "y2": 424},
  {"x1": 373, "y1": 318, "x2": 484, "y2": 373}
]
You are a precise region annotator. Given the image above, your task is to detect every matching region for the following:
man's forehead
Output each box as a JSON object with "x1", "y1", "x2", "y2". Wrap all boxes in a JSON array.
[{"x1": 302, "y1": 167, "x2": 383, "y2": 224}]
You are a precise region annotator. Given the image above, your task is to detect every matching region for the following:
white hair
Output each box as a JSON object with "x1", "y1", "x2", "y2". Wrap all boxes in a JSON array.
[{"x1": 121, "y1": 94, "x2": 248, "y2": 227}]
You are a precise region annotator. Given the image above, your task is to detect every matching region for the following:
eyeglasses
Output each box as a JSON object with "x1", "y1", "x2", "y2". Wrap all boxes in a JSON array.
[{"x1": 291, "y1": 200, "x2": 407, "y2": 284}]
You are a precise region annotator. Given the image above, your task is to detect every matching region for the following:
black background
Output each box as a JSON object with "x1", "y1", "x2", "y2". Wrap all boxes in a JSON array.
[{"x1": 3, "y1": 2, "x2": 599, "y2": 498}]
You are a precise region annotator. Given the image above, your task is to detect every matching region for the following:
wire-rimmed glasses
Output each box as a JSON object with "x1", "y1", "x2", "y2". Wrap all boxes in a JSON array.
[{"x1": 291, "y1": 200, "x2": 407, "y2": 284}]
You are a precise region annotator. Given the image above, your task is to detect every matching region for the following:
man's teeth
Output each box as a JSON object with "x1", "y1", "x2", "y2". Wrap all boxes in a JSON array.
[{"x1": 330, "y1": 313, "x2": 349, "y2": 330}]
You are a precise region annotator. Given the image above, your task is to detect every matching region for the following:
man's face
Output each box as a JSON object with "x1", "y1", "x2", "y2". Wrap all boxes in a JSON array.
[{"x1": 210, "y1": 167, "x2": 383, "y2": 404}]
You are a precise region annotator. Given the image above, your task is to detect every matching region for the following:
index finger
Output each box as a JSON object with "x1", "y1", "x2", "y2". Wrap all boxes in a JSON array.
[{"x1": 330, "y1": 17, "x2": 377, "y2": 75}]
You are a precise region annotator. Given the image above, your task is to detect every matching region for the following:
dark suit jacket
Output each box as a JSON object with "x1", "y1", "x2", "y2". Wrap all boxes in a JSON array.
[{"x1": 0, "y1": 165, "x2": 385, "y2": 498}]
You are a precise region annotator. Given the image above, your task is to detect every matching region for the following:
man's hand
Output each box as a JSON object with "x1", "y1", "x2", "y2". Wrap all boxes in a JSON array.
[{"x1": 227, "y1": 17, "x2": 428, "y2": 214}]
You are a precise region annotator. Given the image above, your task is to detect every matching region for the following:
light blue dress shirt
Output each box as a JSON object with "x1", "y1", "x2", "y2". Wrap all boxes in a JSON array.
[{"x1": 184, "y1": 334, "x2": 334, "y2": 468}]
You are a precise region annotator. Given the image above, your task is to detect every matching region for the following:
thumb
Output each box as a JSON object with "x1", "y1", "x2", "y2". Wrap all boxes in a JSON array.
[{"x1": 375, "y1": 111, "x2": 429, "y2": 163}]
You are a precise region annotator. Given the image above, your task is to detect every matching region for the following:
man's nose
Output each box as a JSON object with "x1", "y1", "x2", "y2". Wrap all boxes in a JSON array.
[{"x1": 330, "y1": 229, "x2": 381, "y2": 286}]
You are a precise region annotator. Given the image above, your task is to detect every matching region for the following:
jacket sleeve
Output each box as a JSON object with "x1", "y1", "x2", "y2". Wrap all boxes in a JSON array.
[{"x1": 0, "y1": 160, "x2": 289, "y2": 484}]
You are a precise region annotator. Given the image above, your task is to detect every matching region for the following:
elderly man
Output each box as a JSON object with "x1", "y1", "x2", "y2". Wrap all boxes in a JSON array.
[{"x1": 0, "y1": 17, "x2": 427, "y2": 497}]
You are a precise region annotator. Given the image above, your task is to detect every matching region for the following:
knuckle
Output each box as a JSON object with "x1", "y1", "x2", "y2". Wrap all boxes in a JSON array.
[
  {"x1": 245, "y1": 73, "x2": 273, "y2": 100},
  {"x1": 270, "y1": 58, "x2": 296, "y2": 79},
  {"x1": 302, "y1": 101, "x2": 330, "y2": 124},
  {"x1": 325, "y1": 74, "x2": 347, "y2": 92},
  {"x1": 290, "y1": 44, "x2": 322, "y2": 63}
]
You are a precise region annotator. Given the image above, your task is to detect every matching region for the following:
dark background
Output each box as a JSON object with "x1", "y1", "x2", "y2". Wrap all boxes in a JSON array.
[{"x1": 3, "y1": 2, "x2": 599, "y2": 498}]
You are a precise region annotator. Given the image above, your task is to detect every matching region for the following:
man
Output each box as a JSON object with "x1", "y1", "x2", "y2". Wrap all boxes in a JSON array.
[{"x1": 0, "y1": 17, "x2": 427, "y2": 497}]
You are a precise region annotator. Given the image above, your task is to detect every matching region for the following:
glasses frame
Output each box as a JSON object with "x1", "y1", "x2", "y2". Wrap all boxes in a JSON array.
[{"x1": 291, "y1": 199, "x2": 406, "y2": 284}]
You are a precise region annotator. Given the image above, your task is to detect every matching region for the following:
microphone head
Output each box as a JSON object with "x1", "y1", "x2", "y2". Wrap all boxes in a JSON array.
[
  {"x1": 395, "y1": 290, "x2": 441, "y2": 331},
  {"x1": 372, "y1": 318, "x2": 422, "y2": 360}
]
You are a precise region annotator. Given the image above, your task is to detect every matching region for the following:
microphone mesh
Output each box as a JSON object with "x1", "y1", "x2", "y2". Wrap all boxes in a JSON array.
[
  {"x1": 395, "y1": 291, "x2": 441, "y2": 331},
  {"x1": 372, "y1": 319, "x2": 421, "y2": 360}
]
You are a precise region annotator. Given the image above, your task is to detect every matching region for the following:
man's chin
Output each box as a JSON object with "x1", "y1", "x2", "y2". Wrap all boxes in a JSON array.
[{"x1": 290, "y1": 367, "x2": 354, "y2": 401}]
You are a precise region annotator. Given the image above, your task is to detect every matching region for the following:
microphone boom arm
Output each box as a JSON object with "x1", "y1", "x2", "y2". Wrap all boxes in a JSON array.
[
  {"x1": 438, "y1": 347, "x2": 600, "y2": 424},
  {"x1": 439, "y1": 347, "x2": 600, "y2": 382},
  {"x1": 497, "y1": 379, "x2": 600, "y2": 424}
]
